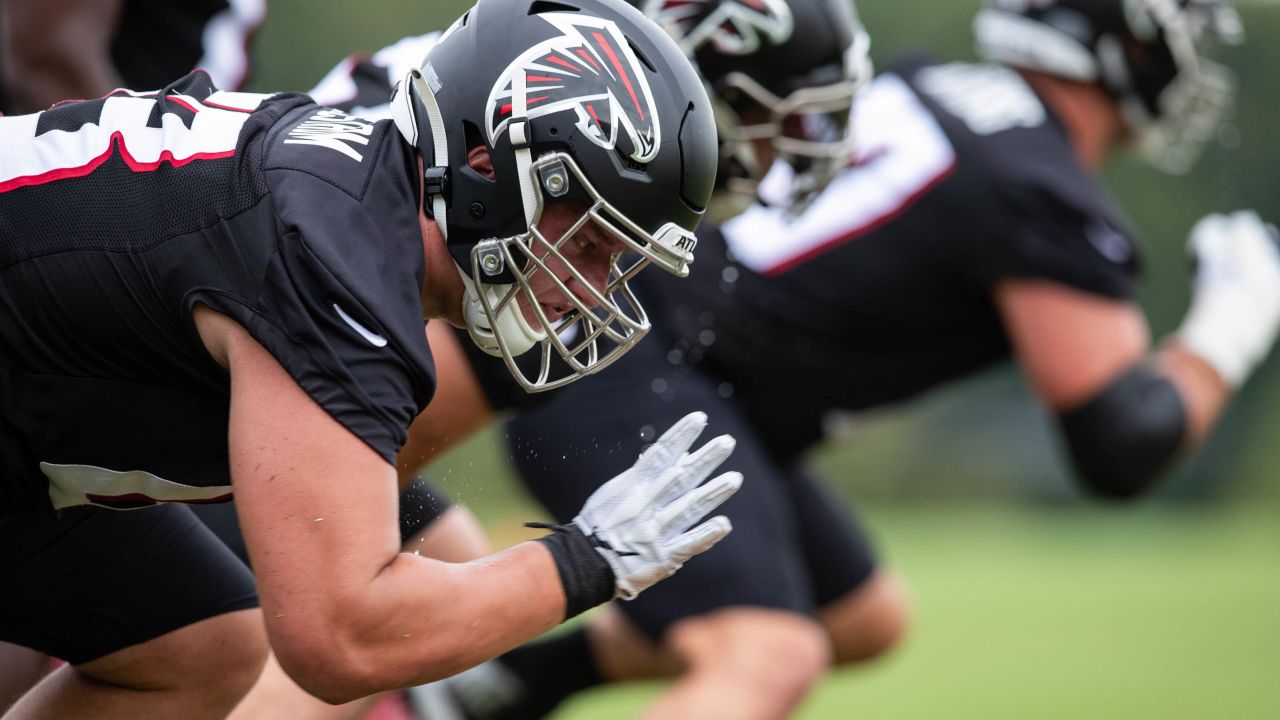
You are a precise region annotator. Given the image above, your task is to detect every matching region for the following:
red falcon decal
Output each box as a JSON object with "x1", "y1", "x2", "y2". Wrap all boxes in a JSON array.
[
  {"x1": 643, "y1": 0, "x2": 793, "y2": 55},
  {"x1": 487, "y1": 12, "x2": 661, "y2": 163}
]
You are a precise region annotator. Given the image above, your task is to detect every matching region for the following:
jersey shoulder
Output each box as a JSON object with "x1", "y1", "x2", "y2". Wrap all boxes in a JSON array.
[
  {"x1": 249, "y1": 111, "x2": 436, "y2": 461},
  {"x1": 262, "y1": 102, "x2": 392, "y2": 200},
  {"x1": 895, "y1": 57, "x2": 1128, "y2": 232},
  {"x1": 890, "y1": 56, "x2": 1140, "y2": 296}
]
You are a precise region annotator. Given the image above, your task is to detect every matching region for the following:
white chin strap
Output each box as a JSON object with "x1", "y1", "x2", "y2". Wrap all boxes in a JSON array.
[
  {"x1": 459, "y1": 271, "x2": 546, "y2": 358},
  {"x1": 393, "y1": 67, "x2": 544, "y2": 359}
]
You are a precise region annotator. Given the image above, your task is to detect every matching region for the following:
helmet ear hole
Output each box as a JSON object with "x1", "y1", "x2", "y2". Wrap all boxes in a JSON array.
[{"x1": 462, "y1": 120, "x2": 497, "y2": 181}]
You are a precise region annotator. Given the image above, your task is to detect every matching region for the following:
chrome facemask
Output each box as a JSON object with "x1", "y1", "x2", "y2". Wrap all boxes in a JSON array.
[
  {"x1": 715, "y1": 27, "x2": 871, "y2": 214},
  {"x1": 1112, "y1": 0, "x2": 1243, "y2": 173},
  {"x1": 467, "y1": 151, "x2": 696, "y2": 393}
]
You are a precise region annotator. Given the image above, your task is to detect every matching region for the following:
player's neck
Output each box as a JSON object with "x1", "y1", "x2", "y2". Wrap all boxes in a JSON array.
[{"x1": 1021, "y1": 72, "x2": 1125, "y2": 172}]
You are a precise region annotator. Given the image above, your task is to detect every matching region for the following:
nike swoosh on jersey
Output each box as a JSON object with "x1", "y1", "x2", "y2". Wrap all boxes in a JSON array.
[
  {"x1": 1085, "y1": 220, "x2": 1132, "y2": 264},
  {"x1": 333, "y1": 304, "x2": 388, "y2": 347}
]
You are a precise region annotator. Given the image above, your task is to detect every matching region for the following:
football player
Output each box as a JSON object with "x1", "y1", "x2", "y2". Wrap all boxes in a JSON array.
[
  {"x1": 392, "y1": 1, "x2": 1280, "y2": 719},
  {"x1": 207, "y1": 3, "x2": 881, "y2": 719},
  {"x1": 0, "y1": 1, "x2": 738, "y2": 718}
]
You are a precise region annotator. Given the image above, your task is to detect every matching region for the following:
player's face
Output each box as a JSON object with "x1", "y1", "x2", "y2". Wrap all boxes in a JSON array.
[
  {"x1": 519, "y1": 201, "x2": 626, "y2": 325},
  {"x1": 739, "y1": 104, "x2": 777, "y2": 171}
]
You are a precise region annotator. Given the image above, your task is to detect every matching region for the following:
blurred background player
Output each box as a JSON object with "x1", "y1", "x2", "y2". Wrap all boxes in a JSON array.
[
  {"x1": 386, "y1": 0, "x2": 1280, "y2": 718},
  {"x1": 396, "y1": 1, "x2": 902, "y2": 718},
  {"x1": 0, "y1": 0, "x2": 266, "y2": 114}
]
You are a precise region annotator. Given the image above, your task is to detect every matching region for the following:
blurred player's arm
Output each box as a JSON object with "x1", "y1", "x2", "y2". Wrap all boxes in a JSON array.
[
  {"x1": 5, "y1": 0, "x2": 124, "y2": 113},
  {"x1": 996, "y1": 211, "x2": 1280, "y2": 499}
]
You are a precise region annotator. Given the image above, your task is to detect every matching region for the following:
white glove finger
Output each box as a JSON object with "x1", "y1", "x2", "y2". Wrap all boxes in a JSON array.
[
  {"x1": 665, "y1": 515, "x2": 734, "y2": 566},
  {"x1": 652, "y1": 434, "x2": 736, "y2": 509},
  {"x1": 631, "y1": 411, "x2": 708, "y2": 480},
  {"x1": 654, "y1": 471, "x2": 743, "y2": 537},
  {"x1": 1189, "y1": 213, "x2": 1231, "y2": 259},
  {"x1": 1229, "y1": 212, "x2": 1280, "y2": 265}
]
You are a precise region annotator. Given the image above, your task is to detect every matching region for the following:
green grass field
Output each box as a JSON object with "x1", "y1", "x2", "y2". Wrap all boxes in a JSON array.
[
  {"x1": 425, "y1": 425, "x2": 1280, "y2": 720},
  {"x1": 548, "y1": 504, "x2": 1280, "y2": 720}
]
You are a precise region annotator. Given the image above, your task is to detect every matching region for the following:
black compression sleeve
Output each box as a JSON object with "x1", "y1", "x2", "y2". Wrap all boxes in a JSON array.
[
  {"x1": 1057, "y1": 364, "x2": 1187, "y2": 500},
  {"x1": 531, "y1": 523, "x2": 616, "y2": 620}
]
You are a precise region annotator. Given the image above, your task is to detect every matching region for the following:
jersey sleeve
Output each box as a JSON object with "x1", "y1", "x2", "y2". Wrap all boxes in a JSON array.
[
  {"x1": 247, "y1": 109, "x2": 437, "y2": 463},
  {"x1": 963, "y1": 166, "x2": 1141, "y2": 299},
  {"x1": 899, "y1": 58, "x2": 1142, "y2": 299}
]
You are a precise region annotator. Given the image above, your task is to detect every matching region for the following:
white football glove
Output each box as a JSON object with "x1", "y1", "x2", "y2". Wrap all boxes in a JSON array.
[
  {"x1": 1176, "y1": 211, "x2": 1280, "y2": 388},
  {"x1": 573, "y1": 411, "x2": 741, "y2": 600}
]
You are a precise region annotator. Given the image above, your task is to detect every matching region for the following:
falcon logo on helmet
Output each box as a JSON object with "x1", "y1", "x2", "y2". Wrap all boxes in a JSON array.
[
  {"x1": 643, "y1": 0, "x2": 793, "y2": 55},
  {"x1": 487, "y1": 12, "x2": 661, "y2": 163}
]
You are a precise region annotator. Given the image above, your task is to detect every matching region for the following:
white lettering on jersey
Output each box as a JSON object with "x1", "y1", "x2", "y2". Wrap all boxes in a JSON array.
[
  {"x1": 283, "y1": 108, "x2": 376, "y2": 162},
  {"x1": 723, "y1": 75, "x2": 956, "y2": 275},
  {"x1": 916, "y1": 62, "x2": 1046, "y2": 136},
  {"x1": 41, "y1": 461, "x2": 232, "y2": 511},
  {"x1": 0, "y1": 92, "x2": 262, "y2": 193}
]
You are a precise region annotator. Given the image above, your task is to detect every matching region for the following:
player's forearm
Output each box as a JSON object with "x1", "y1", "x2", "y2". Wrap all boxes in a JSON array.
[
  {"x1": 272, "y1": 541, "x2": 564, "y2": 704},
  {"x1": 1152, "y1": 341, "x2": 1230, "y2": 447}
]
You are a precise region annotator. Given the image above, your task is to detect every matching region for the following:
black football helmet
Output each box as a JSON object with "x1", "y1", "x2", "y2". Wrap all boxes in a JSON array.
[
  {"x1": 975, "y1": 0, "x2": 1243, "y2": 173},
  {"x1": 389, "y1": 0, "x2": 717, "y2": 391},
  {"x1": 639, "y1": 0, "x2": 872, "y2": 213}
]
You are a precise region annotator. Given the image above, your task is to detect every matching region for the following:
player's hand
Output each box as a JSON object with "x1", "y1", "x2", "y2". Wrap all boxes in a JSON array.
[
  {"x1": 573, "y1": 411, "x2": 741, "y2": 600},
  {"x1": 1178, "y1": 211, "x2": 1280, "y2": 387}
]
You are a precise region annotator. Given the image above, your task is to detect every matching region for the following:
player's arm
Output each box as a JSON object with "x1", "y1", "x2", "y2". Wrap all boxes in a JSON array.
[
  {"x1": 4, "y1": 0, "x2": 124, "y2": 112},
  {"x1": 201, "y1": 307, "x2": 739, "y2": 703},
  {"x1": 995, "y1": 211, "x2": 1280, "y2": 499}
]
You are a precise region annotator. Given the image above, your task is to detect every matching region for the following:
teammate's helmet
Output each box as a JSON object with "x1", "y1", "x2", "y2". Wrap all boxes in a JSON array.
[
  {"x1": 975, "y1": 0, "x2": 1243, "y2": 173},
  {"x1": 639, "y1": 0, "x2": 872, "y2": 213},
  {"x1": 389, "y1": 0, "x2": 717, "y2": 392}
]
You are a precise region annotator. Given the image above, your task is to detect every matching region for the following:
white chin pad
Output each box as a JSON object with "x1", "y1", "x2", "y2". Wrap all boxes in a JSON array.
[{"x1": 461, "y1": 279, "x2": 547, "y2": 358}]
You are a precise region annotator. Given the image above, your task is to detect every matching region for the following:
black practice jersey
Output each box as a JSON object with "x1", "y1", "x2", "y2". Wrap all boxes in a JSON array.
[
  {"x1": 636, "y1": 55, "x2": 1141, "y2": 458},
  {"x1": 0, "y1": 72, "x2": 435, "y2": 514}
]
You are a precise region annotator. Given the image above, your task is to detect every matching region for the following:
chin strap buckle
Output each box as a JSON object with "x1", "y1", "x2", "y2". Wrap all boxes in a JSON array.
[{"x1": 424, "y1": 166, "x2": 450, "y2": 201}]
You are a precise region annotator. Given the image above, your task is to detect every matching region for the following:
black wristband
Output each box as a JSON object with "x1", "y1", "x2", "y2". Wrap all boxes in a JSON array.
[{"x1": 530, "y1": 523, "x2": 616, "y2": 620}]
